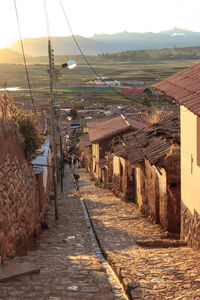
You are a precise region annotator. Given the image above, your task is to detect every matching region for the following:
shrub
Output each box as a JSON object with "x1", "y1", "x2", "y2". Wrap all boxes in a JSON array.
[{"x1": 15, "y1": 111, "x2": 46, "y2": 161}]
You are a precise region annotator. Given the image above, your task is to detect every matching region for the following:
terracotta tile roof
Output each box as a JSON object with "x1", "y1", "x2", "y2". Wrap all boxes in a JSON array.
[
  {"x1": 113, "y1": 114, "x2": 180, "y2": 167},
  {"x1": 125, "y1": 112, "x2": 173, "y2": 125},
  {"x1": 87, "y1": 114, "x2": 149, "y2": 143},
  {"x1": 87, "y1": 115, "x2": 129, "y2": 143},
  {"x1": 126, "y1": 118, "x2": 146, "y2": 130},
  {"x1": 125, "y1": 113, "x2": 150, "y2": 123},
  {"x1": 152, "y1": 63, "x2": 200, "y2": 116},
  {"x1": 136, "y1": 114, "x2": 180, "y2": 166},
  {"x1": 123, "y1": 134, "x2": 144, "y2": 165},
  {"x1": 113, "y1": 143, "x2": 127, "y2": 157}
]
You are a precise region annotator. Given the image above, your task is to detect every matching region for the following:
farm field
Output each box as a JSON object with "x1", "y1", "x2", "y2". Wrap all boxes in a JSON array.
[{"x1": 0, "y1": 57, "x2": 198, "y2": 107}]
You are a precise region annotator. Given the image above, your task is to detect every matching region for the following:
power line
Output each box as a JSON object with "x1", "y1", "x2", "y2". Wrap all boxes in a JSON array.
[
  {"x1": 13, "y1": 0, "x2": 36, "y2": 113},
  {"x1": 58, "y1": 0, "x2": 134, "y2": 102}
]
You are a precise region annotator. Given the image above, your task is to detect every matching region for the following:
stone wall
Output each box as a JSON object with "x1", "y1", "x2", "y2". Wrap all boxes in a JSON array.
[
  {"x1": 112, "y1": 175, "x2": 121, "y2": 198},
  {"x1": 0, "y1": 120, "x2": 48, "y2": 260},
  {"x1": 181, "y1": 202, "x2": 200, "y2": 249},
  {"x1": 137, "y1": 158, "x2": 180, "y2": 234},
  {"x1": 111, "y1": 158, "x2": 136, "y2": 202}
]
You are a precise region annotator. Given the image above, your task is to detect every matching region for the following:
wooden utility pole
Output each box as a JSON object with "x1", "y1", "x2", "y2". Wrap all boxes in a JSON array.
[{"x1": 48, "y1": 40, "x2": 58, "y2": 220}]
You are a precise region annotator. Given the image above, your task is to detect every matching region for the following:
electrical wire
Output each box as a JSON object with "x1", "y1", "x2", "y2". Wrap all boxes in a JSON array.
[
  {"x1": 43, "y1": 0, "x2": 51, "y2": 42},
  {"x1": 58, "y1": 0, "x2": 134, "y2": 102},
  {"x1": 13, "y1": 0, "x2": 36, "y2": 113}
]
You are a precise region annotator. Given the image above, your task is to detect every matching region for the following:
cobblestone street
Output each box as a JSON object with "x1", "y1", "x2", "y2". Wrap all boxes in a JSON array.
[
  {"x1": 77, "y1": 168, "x2": 200, "y2": 299},
  {"x1": 1, "y1": 166, "x2": 200, "y2": 299},
  {"x1": 0, "y1": 166, "x2": 119, "y2": 300}
]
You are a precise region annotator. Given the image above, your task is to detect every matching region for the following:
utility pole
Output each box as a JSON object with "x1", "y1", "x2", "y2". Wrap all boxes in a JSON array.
[{"x1": 48, "y1": 40, "x2": 58, "y2": 220}]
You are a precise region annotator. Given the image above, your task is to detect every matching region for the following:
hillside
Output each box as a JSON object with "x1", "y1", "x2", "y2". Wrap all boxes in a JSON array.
[
  {"x1": 92, "y1": 27, "x2": 200, "y2": 52},
  {"x1": 2, "y1": 45, "x2": 200, "y2": 65},
  {"x1": 99, "y1": 46, "x2": 200, "y2": 61},
  {"x1": 9, "y1": 36, "x2": 114, "y2": 57},
  {"x1": 8, "y1": 27, "x2": 200, "y2": 56},
  {"x1": 0, "y1": 48, "x2": 25, "y2": 64}
]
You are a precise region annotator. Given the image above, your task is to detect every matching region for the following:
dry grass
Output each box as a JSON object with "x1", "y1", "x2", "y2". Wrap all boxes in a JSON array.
[{"x1": 147, "y1": 106, "x2": 164, "y2": 126}]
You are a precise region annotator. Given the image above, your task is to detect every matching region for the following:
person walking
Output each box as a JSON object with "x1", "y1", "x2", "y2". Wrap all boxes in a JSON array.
[
  {"x1": 68, "y1": 156, "x2": 72, "y2": 168},
  {"x1": 73, "y1": 157, "x2": 77, "y2": 167},
  {"x1": 73, "y1": 173, "x2": 80, "y2": 182}
]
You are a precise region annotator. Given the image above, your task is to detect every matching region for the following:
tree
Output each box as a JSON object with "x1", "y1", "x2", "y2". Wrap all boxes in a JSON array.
[{"x1": 70, "y1": 108, "x2": 78, "y2": 120}]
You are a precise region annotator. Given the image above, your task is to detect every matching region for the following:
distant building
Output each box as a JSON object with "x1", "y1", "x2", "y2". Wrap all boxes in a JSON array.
[
  {"x1": 121, "y1": 88, "x2": 151, "y2": 95},
  {"x1": 70, "y1": 122, "x2": 80, "y2": 129}
]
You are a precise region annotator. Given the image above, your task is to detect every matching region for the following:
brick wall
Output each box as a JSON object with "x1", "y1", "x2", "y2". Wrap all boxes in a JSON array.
[{"x1": 0, "y1": 120, "x2": 49, "y2": 260}]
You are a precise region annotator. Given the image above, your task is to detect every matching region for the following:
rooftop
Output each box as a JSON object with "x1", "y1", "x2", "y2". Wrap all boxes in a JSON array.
[
  {"x1": 152, "y1": 63, "x2": 200, "y2": 117},
  {"x1": 113, "y1": 114, "x2": 180, "y2": 167},
  {"x1": 87, "y1": 114, "x2": 146, "y2": 143},
  {"x1": 88, "y1": 115, "x2": 129, "y2": 143}
]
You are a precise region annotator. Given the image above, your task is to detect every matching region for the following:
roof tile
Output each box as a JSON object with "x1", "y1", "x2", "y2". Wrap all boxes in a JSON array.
[{"x1": 153, "y1": 63, "x2": 200, "y2": 116}]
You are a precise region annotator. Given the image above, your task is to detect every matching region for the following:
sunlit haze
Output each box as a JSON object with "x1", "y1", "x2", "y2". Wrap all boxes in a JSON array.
[{"x1": 1, "y1": 0, "x2": 200, "y2": 49}]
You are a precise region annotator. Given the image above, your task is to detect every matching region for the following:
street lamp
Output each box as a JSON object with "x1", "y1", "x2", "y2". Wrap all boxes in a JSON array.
[
  {"x1": 48, "y1": 40, "x2": 76, "y2": 220},
  {"x1": 62, "y1": 60, "x2": 76, "y2": 69}
]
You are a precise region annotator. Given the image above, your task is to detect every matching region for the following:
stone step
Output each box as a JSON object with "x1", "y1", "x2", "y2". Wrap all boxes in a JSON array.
[{"x1": 0, "y1": 262, "x2": 40, "y2": 282}]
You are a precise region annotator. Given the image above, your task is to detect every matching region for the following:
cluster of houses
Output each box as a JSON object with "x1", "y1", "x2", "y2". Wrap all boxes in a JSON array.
[{"x1": 79, "y1": 62, "x2": 200, "y2": 250}]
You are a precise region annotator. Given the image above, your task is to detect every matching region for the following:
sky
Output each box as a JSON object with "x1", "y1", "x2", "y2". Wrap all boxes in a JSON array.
[{"x1": 1, "y1": 0, "x2": 200, "y2": 49}]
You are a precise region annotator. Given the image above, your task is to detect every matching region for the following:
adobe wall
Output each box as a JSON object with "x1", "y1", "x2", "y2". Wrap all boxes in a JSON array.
[
  {"x1": 0, "y1": 121, "x2": 46, "y2": 260},
  {"x1": 156, "y1": 168, "x2": 168, "y2": 230},
  {"x1": 136, "y1": 167, "x2": 144, "y2": 211},
  {"x1": 138, "y1": 159, "x2": 180, "y2": 233},
  {"x1": 143, "y1": 160, "x2": 159, "y2": 223},
  {"x1": 104, "y1": 156, "x2": 113, "y2": 189},
  {"x1": 121, "y1": 161, "x2": 136, "y2": 202},
  {"x1": 112, "y1": 157, "x2": 135, "y2": 202}
]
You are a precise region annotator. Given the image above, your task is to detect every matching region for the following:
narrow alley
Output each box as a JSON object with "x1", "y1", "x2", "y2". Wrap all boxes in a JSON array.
[
  {"x1": 0, "y1": 165, "x2": 124, "y2": 300},
  {"x1": 1, "y1": 164, "x2": 200, "y2": 299}
]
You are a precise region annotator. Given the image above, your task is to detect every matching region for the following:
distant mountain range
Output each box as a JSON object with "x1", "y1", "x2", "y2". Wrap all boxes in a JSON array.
[
  {"x1": 8, "y1": 27, "x2": 200, "y2": 56},
  {"x1": 0, "y1": 48, "x2": 25, "y2": 64}
]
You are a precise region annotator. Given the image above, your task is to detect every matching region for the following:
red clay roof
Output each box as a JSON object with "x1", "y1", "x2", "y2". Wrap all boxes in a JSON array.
[
  {"x1": 113, "y1": 113, "x2": 180, "y2": 167},
  {"x1": 121, "y1": 88, "x2": 145, "y2": 95},
  {"x1": 87, "y1": 115, "x2": 129, "y2": 143},
  {"x1": 126, "y1": 118, "x2": 146, "y2": 130},
  {"x1": 87, "y1": 115, "x2": 147, "y2": 143},
  {"x1": 125, "y1": 112, "x2": 171, "y2": 125},
  {"x1": 152, "y1": 63, "x2": 200, "y2": 116}
]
